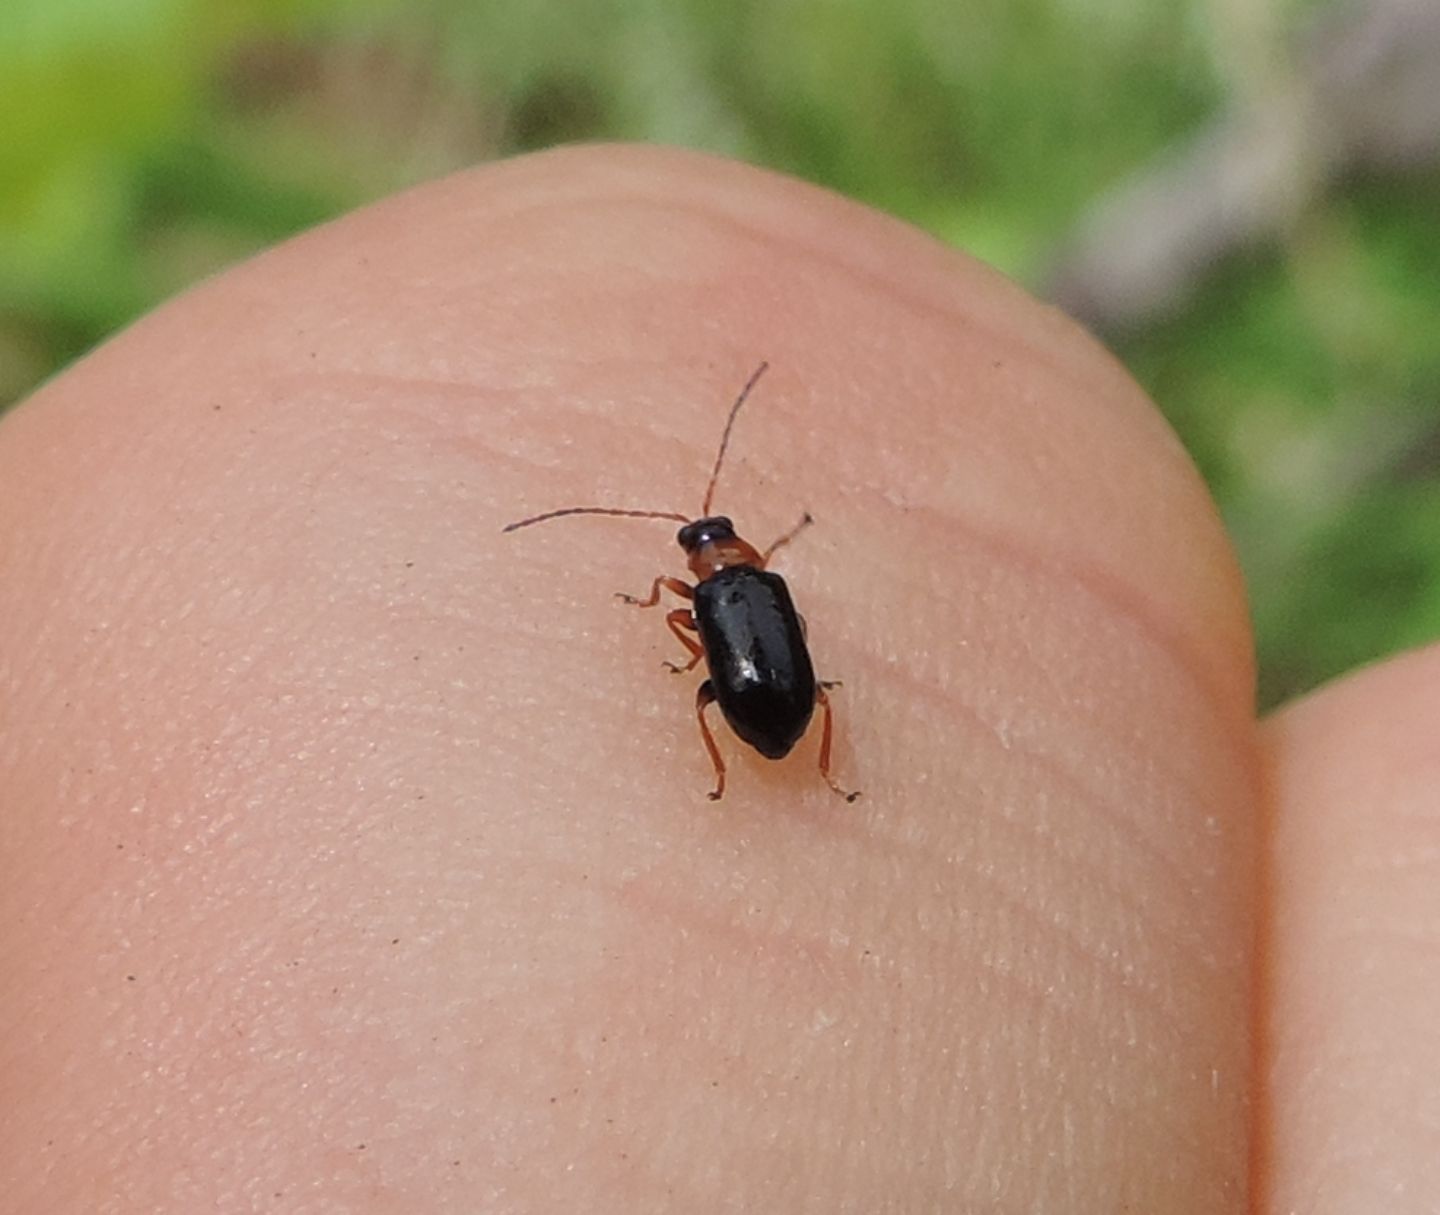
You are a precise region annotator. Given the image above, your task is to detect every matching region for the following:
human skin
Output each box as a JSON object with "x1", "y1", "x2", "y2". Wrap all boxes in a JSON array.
[
  {"x1": 1262, "y1": 648, "x2": 1440, "y2": 1212},
  {"x1": 0, "y1": 144, "x2": 1429, "y2": 1212}
]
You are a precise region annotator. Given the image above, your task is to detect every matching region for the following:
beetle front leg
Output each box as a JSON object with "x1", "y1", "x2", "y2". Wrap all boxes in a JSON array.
[
  {"x1": 759, "y1": 511, "x2": 814, "y2": 566},
  {"x1": 616, "y1": 574, "x2": 694, "y2": 608}
]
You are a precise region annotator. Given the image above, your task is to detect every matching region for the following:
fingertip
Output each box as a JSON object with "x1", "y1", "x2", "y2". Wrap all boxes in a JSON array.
[
  {"x1": 2, "y1": 143, "x2": 1254, "y2": 1210},
  {"x1": 1262, "y1": 641, "x2": 1440, "y2": 1211}
]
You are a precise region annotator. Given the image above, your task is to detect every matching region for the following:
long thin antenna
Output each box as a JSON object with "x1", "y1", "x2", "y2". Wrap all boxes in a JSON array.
[
  {"x1": 700, "y1": 360, "x2": 769, "y2": 516},
  {"x1": 502, "y1": 505, "x2": 690, "y2": 534}
]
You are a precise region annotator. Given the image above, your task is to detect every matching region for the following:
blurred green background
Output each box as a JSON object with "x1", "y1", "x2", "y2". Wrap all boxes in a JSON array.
[{"x1": 3, "y1": 0, "x2": 1438, "y2": 707}]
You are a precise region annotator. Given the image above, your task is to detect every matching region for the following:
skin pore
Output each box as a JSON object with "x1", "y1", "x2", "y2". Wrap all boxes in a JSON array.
[{"x1": 1, "y1": 145, "x2": 1434, "y2": 1213}]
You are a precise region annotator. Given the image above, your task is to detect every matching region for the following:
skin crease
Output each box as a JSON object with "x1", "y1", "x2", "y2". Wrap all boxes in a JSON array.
[{"x1": 0, "y1": 140, "x2": 1374, "y2": 1212}]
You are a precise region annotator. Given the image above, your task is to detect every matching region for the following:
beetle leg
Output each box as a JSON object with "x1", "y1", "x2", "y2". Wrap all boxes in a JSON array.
[
  {"x1": 759, "y1": 511, "x2": 814, "y2": 567},
  {"x1": 662, "y1": 610, "x2": 706, "y2": 673},
  {"x1": 696, "y1": 680, "x2": 727, "y2": 801},
  {"x1": 816, "y1": 682, "x2": 860, "y2": 803},
  {"x1": 616, "y1": 574, "x2": 694, "y2": 608}
]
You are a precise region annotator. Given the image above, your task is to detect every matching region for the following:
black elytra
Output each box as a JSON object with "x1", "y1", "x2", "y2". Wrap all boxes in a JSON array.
[
  {"x1": 502, "y1": 363, "x2": 858, "y2": 802},
  {"x1": 691, "y1": 548, "x2": 814, "y2": 759}
]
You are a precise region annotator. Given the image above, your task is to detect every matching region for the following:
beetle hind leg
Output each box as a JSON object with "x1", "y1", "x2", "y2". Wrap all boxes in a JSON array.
[
  {"x1": 696, "y1": 680, "x2": 727, "y2": 801},
  {"x1": 816, "y1": 682, "x2": 860, "y2": 803}
]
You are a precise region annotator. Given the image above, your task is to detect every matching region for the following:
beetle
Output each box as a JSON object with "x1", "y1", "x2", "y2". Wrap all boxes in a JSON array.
[{"x1": 502, "y1": 362, "x2": 859, "y2": 802}]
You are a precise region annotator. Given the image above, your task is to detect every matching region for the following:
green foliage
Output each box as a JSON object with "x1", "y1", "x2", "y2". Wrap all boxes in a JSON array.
[
  {"x1": 0, "y1": 0, "x2": 349, "y2": 385},
  {"x1": 1121, "y1": 170, "x2": 1440, "y2": 704},
  {"x1": 2, "y1": 0, "x2": 1437, "y2": 707}
]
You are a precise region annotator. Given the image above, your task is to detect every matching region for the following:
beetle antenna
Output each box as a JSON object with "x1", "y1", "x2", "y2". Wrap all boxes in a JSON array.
[
  {"x1": 699, "y1": 360, "x2": 769, "y2": 516},
  {"x1": 502, "y1": 505, "x2": 690, "y2": 534}
]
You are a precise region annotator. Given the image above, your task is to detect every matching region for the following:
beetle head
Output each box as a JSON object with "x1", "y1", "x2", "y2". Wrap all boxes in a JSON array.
[{"x1": 677, "y1": 516, "x2": 736, "y2": 553}]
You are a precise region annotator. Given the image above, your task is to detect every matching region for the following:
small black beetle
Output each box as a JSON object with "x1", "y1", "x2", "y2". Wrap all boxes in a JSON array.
[{"x1": 503, "y1": 362, "x2": 858, "y2": 802}]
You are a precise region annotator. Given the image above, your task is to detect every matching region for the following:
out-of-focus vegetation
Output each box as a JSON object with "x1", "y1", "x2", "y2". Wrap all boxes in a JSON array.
[{"x1": 3, "y1": 0, "x2": 1437, "y2": 707}]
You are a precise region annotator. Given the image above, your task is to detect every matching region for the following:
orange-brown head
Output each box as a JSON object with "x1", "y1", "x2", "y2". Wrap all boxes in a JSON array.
[{"x1": 677, "y1": 516, "x2": 763, "y2": 581}]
